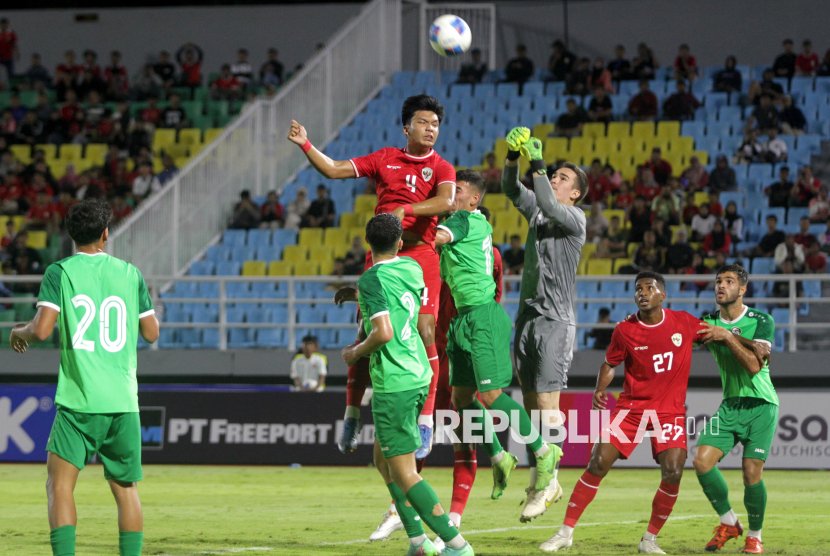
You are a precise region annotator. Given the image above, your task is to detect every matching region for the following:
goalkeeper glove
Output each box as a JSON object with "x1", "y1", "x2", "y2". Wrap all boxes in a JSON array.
[
  {"x1": 520, "y1": 137, "x2": 544, "y2": 162},
  {"x1": 505, "y1": 127, "x2": 531, "y2": 160}
]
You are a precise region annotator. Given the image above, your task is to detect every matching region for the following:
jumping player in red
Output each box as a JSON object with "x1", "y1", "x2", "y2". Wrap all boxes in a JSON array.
[
  {"x1": 541, "y1": 271, "x2": 707, "y2": 554},
  {"x1": 288, "y1": 95, "x2": 455, "y2": 460}
]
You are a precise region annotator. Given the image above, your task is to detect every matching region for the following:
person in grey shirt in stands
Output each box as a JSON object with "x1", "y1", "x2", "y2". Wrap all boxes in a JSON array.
[{"x1": 501, "y1": 126, "x2": 588, "y2": 523}]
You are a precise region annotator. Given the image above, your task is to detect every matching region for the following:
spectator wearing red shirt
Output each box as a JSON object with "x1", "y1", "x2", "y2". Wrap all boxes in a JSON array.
[
  {"x1": 796, "y1": 40, "x2": 819, "y2": 76},
  {"x1": 53, "y1": 191, "x2": 75, "y2": 221},
  {"x1": 0, "y1": 18, "x2": 18, "y2": 79},
  {"x1": 708, "y1": 191, "x2": 723, "y2": 217},
  {"x1": 703, "y1": 220, "x2": 731, "y2": 256},
  {"x1": 793, "y1": 166, "x2": 821, "y2": 206},
  {"x1": 111, "y1": 195, "x2": 133, "y2": 225},
  {"x1": 805, "y1": 242, "x2": 827, "y2": 273},
  {"x1": 140, "y1": 96, "x2": 163, "y2": 126},
  {"x1": 613, "y1": 182, "x2": 633, "y2": 211},
  {"x1": 211, "y1": 64, "x2": 241, "y2": 101},
  {"x1": 55, "y1": 50, "x2": 82, "y2": 84},
  {"x1": 794, "y1": 216, "x2": 817, "y2": 247},
  {"x1": 104, "y1": 50, "x2": 129, "y2": 101},
  {"x1": 643, "y1": 147, "x2": 673, "y2": 186},
  {"x1": 260, "y1": 190, "x2": 284, "y2": 230},
  {"x1": 176, "y1": 42, "x2": 204, "y2": 87},
  {"x1": 682, "y1": 192, "x2": 698, "y2": 225},
  {"x1": 60, "y1": 89, "x2": 82, "y2": 122},
  {"x1": 26, "y1": 190, "x2": 55, "y2": 231},
  {"x1": 628, "y1": 79, "x2": 658, "y2": 121},
  {"x1": 635, "y1": 166, "x2": 661, "y2": 201},
  {"x1": 1, "y1": 219, "x2": 14, "y2": 249},
  {"x1": 81, "y1": 49, "x2": 100, "y2": 77},
  {"x1": 673, "y1": 43, "x2": 697, "y2": 82},
  {"x1": 586, "y1": 158, "x2": 615, "y2": 205},
  {"x1": 25, "y1": 172, "x2": 54, "y2": 203}
]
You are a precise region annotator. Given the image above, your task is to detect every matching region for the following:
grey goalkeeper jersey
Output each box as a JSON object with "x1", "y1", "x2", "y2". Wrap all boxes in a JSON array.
[{"x1": 502, "y1": 164, "x2": 586, "y2": 325}]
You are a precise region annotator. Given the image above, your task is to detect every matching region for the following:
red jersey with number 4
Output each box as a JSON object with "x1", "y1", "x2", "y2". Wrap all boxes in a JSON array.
[
  {"x1": 605, "y1": 309, "x2": 706, "y2": 414},
  {"x1": 350, "y1": 147, "x2": 455, "y2": 244}
]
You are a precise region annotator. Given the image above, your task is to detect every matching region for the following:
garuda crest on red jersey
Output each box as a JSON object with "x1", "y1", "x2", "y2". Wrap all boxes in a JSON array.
[
  {"x1": 671, "y1": 333, "x2": 682, "y2": 347},
  {"x1": 422, "y1": 167, "x2": 433, "y2": 182}
]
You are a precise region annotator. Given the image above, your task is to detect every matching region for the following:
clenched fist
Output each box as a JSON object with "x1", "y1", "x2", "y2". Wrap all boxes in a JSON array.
[{"x1": 287, "y1": 120, "x2": 308, "y2": 146}]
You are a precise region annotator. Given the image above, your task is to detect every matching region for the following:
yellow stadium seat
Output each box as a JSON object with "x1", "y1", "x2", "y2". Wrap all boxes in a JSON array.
[
  {"x1": 543, "y1": 137, "x2": 568, "y2": 158},
  {"x1": 483, "y1": 193, "x2": 508, "y2": 211},
  {"x1": 496, "y1": 210, "x2": 521, "y2": 229},
  {"x1": 26, "y1": 230, "x2": 48, "y2": 249},
  {"x1": 10, "y1": 145, "x2": 31, "y2": 164},
  {"x1": 174, "y1": 156, "x2": 190, "y2": 170},
  {"x1": 493, "y1": 138, "x2": 509, "y2": 160},
  {"x1": 283, "y1": 245, "x2": 308, "y2": 262},
  {"x1": 338, "y1": 212, "x2": 360, "y2": 229},
  {"x1": 656, "y1": 121, "x2": 681, "y2": 139},
  {"x1": 689, "y1": 242, "x2": 702, "y2": 252},
  {"x1": 84, "y1": 143, "x2": 108, "y2": 162},
  {"x1": 607, "y1": 122, "x2": 631, "y2": 140},
  {"x1": 631, "y1": 122, "x2": 656, "y2": 141},
  {"x1": 627, "y1": 242, "x2": 640, "y2": 257},
  {"x1": 59, "y1": 144, "x2": 82, "y2": 161},
  {"x1": 74, "y1": 158, "x2": 94, "y2": 173},
  {"x1": 242, "y1": 261, "x2": 267, "y2": 276},
  {"x1": 694, "y1": 191, "x2": 709, "y2": 206},
  {"x1": 532, "y1": 123, "x2": 555, "y2": 139},
  {"x1": 319, "y1": 260, "x2": 335, "y2": 276},
  {"x1": 569, "y1": 136, "x2": 593, "y2": 154},
  {"x1": 348, "y1": 227, "x2": 368, "y2": 247},
  {"x1": 330, "y1": 245, "x2": 349, "y2": 259},
  {"x1": 268, "y1": 261, "x2": 292, "y2": 276},
  {"x1": 612, "y1": 257, "x2": 632, "y2": 273},
  {"x1": 577, "y1": 257, "x2": 589, "y2": 275},
  {"x1": 594, "y1": 137, "x2": 619, "y2": 156},
  {"x1": 670, "y1": 226, "x2": 690, "y2": 242},
  {"x1": 587, "y1": 258, "x2": 614, "y2": 275},
  {"x1": 308, "y1": 245, "x2": 334, "y2": 262},
  {"x1": 35, "y1": 144, "x2": 57, "y2": 159},
  {"x1": 10, "y1": 215, "x2": 26, "y2": 232},
  {"x1": 354, "y1": 194, "x2": 377, "y2": 213},
  {"x1": 663, "y1": 153, "x2": 684, "y2": 172},
  {"x1": 582, "y1": 122, "x2": 606, "y2": 140},
  {"x1": 607, "y1": 152, "x2": 633, "y2": 170},
  {"x1": 294, "y1": 261, "x2": 320, "y2": 275},
  {"x1": 323, "y1": 228, "x2": 351, "y2": 247},
  {"x1": 644, "y1": 138, "x2": 670, "y2": 154},
  {"x1": 49, "y1": 162, "x2": 67, "y2": 179},
  {"x1": 152, "y1": 129, "x2": 176, "y2": 154},
  {"x1": 619, "y1": 137, "x2": 645, "y2": 156},
  {"x1": 491, "y1": 226, "x2": 508, "y2": 244},
  {"x1": 153, "y1": 158, "x2": 164, "y2": 173},
  {"x1": 163, "y1": 144, "x2": 190, "y2": 158},
  {"x1": 670, "y1": 136, "x2": 694, "y2": 154},
  {"x1": 178, "y1": 128, "x2": 202, "y2": 146},
  {"x1": 205, "y1": 128, "x2": 223, "y2": 144},
  {"x1": 618, "y1": 163, "x2": 638, "y2": 181},
  {"x1": 602, "y1": 209, "x2": 626, "y2": 224},
  {"x1": 581, "y1": 243, "x2": 598, "y2": 258},
  {"x1": 691, "y1": 150, "x2": 709, "y2": 164},
  {"x1": 298, "y1": 228, "x2": 323, "y2": 246}
]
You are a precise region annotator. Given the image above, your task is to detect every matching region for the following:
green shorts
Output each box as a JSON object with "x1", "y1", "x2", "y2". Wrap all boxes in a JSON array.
[
  {"x1": 47, "y1": 407, "x2": 143, "y2": 482},
  {"x1": 696, "y1": 397, "x2": 778, "y2": 462},
  {"x1": 372, "y1": 386, "x2": 428, "y2": 458},
  {"x1": 447, "y1": 300, "x2": 514, "y2": 393}
]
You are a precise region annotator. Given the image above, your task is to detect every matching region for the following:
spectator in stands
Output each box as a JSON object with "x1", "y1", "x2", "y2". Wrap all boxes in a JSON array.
[
  {"x1": 34, "y1": 92, "x2": 51, "y2": 122},
  {"x1": 229, "y1": 189, "x2": 260, "y2": 230},
  {"x1": 662, "y1": 80, "x2": 700, "y2": 121},
  {"x1": 644, "y1": 147, "x2": 672, "y2": 186},
  {"x1": 681, "y1": 192, "x2": 698, "y2": 225},
  {"x1": 504, "y1": 44, "x2": 533, "y2": 87},
  {"x1": 503, "y1": 234, "x2": 525, "y2": 274},
  {"x1": 673, "y1": 43, "x2": 698, "y2": 82},
  {"x1": 160, "y1": 93, "x2": 187, "y2": 129},
  {"x1": 745, "y1": 94, "x2": 779, "y2": 135},
  {"x1": 796, "y1": 39, "x2": 819, "y2": 76},
  {"x1": 607, "y1": 45, "x2": 631, "y2": 82},
  {"x1": 302, "y1": 184, "x2": 335, "y2": 228},
  {"x1": 586, "y1": 203, "x2": 609, "y2": 242},
  {"x1": 586, "y1": 159, "x2": 613, "y2": 205},
  {"x1": 290, "y1": 335, "x2": 327, "y2": 391},
  {"x1": 24, "y1": 53, "x2": 50, "y2": 89},
  {"x1": 479, "y1": 152, "x2": 502, "y2": 194},
  {"x1": 764, "y1": 128, "x2": 788, "y2": 163},
  {"x1": 104, "y1": 50, "x2": 129, "y2": 101},
  {"x1": 773, "y1": 39, "x2": 796, "y2": 79},
  {"x1": 703, "y1": 219, "x2": 731, "y2": 256},
  {"x1": 651, "y1": 184, "x2": 680, "y2": 224},
  {"x1": 567, "y1": 57, "x2": 592, "y2": 96},
  {"x1": 759, "y1": 69, "x2": 784, "y2": 104},
  {"x1": 132, "y1": 64, "x2": 163, "y2": 101},
  {"x1": 613, "y1": 181, "x2": 633, "y2": 211},
  {"x1": 153, "y1": 50, "x2": 176, "y2": 92},
  {"x1": 635, "y1": 166, "x2": 660, "y2": 201},
  {"x1": 157, "y1": 155, "x2": 178, "y2": 185},
  {"x1": 25, "y1": 190, "x2": 55, "y2": 231},
  {"x1": 627, "y1": 195, "x2": 652, "y2": 242},
  {"x1": 706, "y1": 154, "x2": 735, "y2": 193},
  {"x1": 589, "y1": 57, "x2": 614, "y2": 93},
  {"x1": 0, "y1": 108, "x2": 18, "y2": 142},
  {"x1": 284, "y1": 186, "x2": 309, "y2": 230},
  {"x1": 346, "y1": 235, "x2": 366, "y2": 263},
  {"x1": 588, "y1": 308, "x2": 613, "y2": 350},
  {"x1": 457, "y1": 48, "x2": 487, "y2": 84},
  {"x1": 80, "y1": 49, "x2": 99, "y2": 76},
  {"x1": 554, "y1": 98, "x2": 586, "y2": 138},
  {"x1": 1, "y1": 219, "x2": 14, "y2": 249},
  {"x1": 599, "y1": 215, "x2": 627, "y2": 258},
  {"x1": 56, "y1": 50, "x2": 81, "y2": 84},
  {"x1": 326, "y1": 258, "x2": 350, "y2": 291},
  {"x1": 805, "y1": 242, "x2": 827, "y2": 273},
  {"x1": 109, "y1": 195, "x2": 132, "y2": 226},
  {"x1": 6, "y1": 231, "x2": 42, "y2": 273},
  {"x1": 633, "y1": 229, "x2": 663, "y2": 272},
  {"x1": 679, "y1": 155, "x2": 708, "y2": 192},
  {"x1": 342, "y1": 253, "x2": 362, "y2": 276},
  {"x1": 0, "y1": 18, "x2": 18, "y2": 79},
  {"x1": 714, "y1": 55, "x2": 742, "y2": 94},
  {"x1": 631, "y1": 42, "x2": 658, "y2": 80},
  {"x1": 177, "y1": 42, "x2": 203, "y2": 87},
  {"x1": 587, "y1": 85, "x2": 613, "y2": 123},
  {"x1": 259, "y1": 190, "x2": 283, "y2": 230},
  {"x1": 259, "y1": 48, "x2": 284, "y2": 86},
  {"x1": 211, "y1": 64, "x2": 241, "y2": 100},
  {"x1": 748, "y1": 214, "x2": 786, "y2": 258},
  {"x1": 780, "y1": 94, "x2": 806, "y2": 136},
  {"x1": 774, "y1": 234, "x2": 805, "y2": 271},
  {"x1": 651, "y1": 216, "x2": 673, "y2": 248},
  {"x1": 131, "y1": 161, "x2": 161, "y2": 203},
  {"x1": 681, "y1": 252, "x2": 709, "y2": 292},
  {"x1": 792, "y1": 166, "x2": 821, "y2": 206},
  {"x1": 75, "y1": 67, "x2": 106, "y2": 103},
  {"x1": 17, "y1": 110, "x2": 42, "y2": 146},
  {"x1": 8, "y1": 94, "x2": 24, "y2": 122},
  {"x1": 735, "y1": 129, "x2": 764, "y2": 164},
  {"x1": 723, "y1": 201, "x2": 744, "y2": 243},
  {"x1": 709, "y1": 190, "x2": 723, "y2": 217},
  {"x1": 547, "y1": 40, "x2": 576, "y2": 82},
  {"x1": 691, "y1": 202, "x2": 716, "y2": 241},
  {"x1": 665, "y1": 227, "x2": 694, "y2": 273},
  {"x1": 231, "y1": 48, "x2": 254, "y2": 89},
  {"x1": 809, "y1": 187, "x2": 830, "y2": 223},
  {"x1": 794, "y1": 216, "x2": 817, "y2": 248},
  {"x1": 627, "y1": 79, "x2": 658, "y2": 121}
]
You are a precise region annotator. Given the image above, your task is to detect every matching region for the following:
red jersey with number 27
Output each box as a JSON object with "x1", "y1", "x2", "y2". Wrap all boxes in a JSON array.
[
  {"x1": 605, "y1": 309, "x2": 706, "y2": 414},
  {"x1": 350, "y1": 147, "x2": 455, "y2": 244}
]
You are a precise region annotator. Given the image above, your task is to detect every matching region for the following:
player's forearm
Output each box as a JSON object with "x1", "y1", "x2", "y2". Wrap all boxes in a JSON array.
[
  {"x1": 723, "y1": 334, "x2": 762, "y2": 375},
  {"x1": 501, "y1": 162, "x2": 524, "y2": 201},
  {"x1": 304, "y1": 147, "x2": 354, "y2": 179},
  {"x1": 353, "y1": 329, "x2": 390, "y2": 360},
  {"x1": 13, "y1": 318, "x2": 51, "y2": 343},
  {"x1": 409, "y1": 194, "x2": 453, "y2": 217},
  {"x1": 595, "y1": 362, "x2": 616, "y2": 392},
  {"x1": 531, "y1": 162, "x2": 569, "y2": 223}
]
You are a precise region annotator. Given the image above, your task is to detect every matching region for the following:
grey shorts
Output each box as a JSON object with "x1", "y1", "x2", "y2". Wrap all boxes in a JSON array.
[{"x1": 515, "y1": 310, "x2": 575, "y2": 394}]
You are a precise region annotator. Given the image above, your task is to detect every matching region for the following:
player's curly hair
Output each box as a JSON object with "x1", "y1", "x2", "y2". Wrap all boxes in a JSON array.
[
  {"x1": 365, "y1": 213, "x2": 403, "y2": 255},
  {"x1": 716, "y1": 264, "x2": 749, "y2": 286},
  {"x1": 401, "y1": 94, "x2": 444, "y2": 126},
  {"x1": 66, "y1": 198, "x2": 113, "y2": 246},
  {"x1": 635, "y1": 270, "x2": 665, "y2": 291}
]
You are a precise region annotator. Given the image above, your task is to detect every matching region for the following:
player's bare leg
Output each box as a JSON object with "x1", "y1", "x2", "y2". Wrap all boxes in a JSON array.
[
  {"x1": 637, "y1": 448, "x2": 685, "y2": 555},
  {"x1": 694, "y1": 445, "x2": 746, "y2": 552},
  {"x1": 416, "y1": 313, "x2": 439, "y2": 460},
  {"x1": 540, "y1": 440, "x2": 620, "y2": 552},
  {"x1": 46, "y1": 452, "x2": 81, "y2": 556},
  {"x1": 340, "y1": 319, "x2": 369, "y2": 453},
  {"x1": 521, "y1": 389, "x2": 564, "y2": 522},
  {"x1": 110, "y1": 479, "x2": 144, "y2": 556}
]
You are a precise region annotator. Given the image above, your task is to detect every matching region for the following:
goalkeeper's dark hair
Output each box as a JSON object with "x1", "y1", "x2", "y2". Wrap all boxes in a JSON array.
[
  {"x1": 66, "y1": 198, "x2": 112, "y2": 246},
  {"x1": 365, "y1": 213, "x2": 402, "y2": 255},
  {"x1": 456, "y1": 168, "x2": 485, "y2": 199},
  {"x1": 716, "y1": 263, "x2": 749, "y2": 287},
  {"x1": 634, "y1": 270, "x2": 666, "y2": 291},
  {"x1": 401, "y1": 94, "x2": 444, "y2": 126},
  {"x1": 562, "y1": 161, "x2": 589, "y2": 203}
]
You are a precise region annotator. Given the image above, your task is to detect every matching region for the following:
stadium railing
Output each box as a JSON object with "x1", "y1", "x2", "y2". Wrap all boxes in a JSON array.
[
  {"x1": 106, "y1": 0, "x2": 402, "y2": 279},
  {"x1": 2, "y1": 274, "x2": 828, "y2": 352}
]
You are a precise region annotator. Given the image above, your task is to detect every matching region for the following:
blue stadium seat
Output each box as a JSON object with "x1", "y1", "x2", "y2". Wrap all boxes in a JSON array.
[
  {"x1": 272, "y1": 229, "x2": 297, "y2": 249},
  {"x1": 246, "y1": 308, "x2": 272, "y2": 324},
  {"x1": 751, "y1": 258, "x2": 776, "y2": 275},
  {"x1": 496, "y1": 82, "x2": 519, "y2": 99},
  {"x1": 441, "y1": 70, "x2": 459, "y2": 85},
  {"x1": 719, "y1": 192, "x2": 746, "y2": 210},
  {"x1": 271, "y1": 305, "x2": 289, "y2": 324},
  {"x1": 414, "y1": 70, "x2": 436, "y2": 88},
  {"x1": 789, "y1": 77, "x2": 813, "y2": 97},
  {"x1": 695, "y1": 136, "x2": 720, "y2": 154},
  {"x1": 227, "y1": 282, "x2": 253, "y2": 299},
  {"x1": 325, "y1": 305, "x2": 355, "y2": 324},
  {"x1": 449, "y1": 83, "x2": 473, "y2": 98},
  {"x1": 247, "y1": 229, "x2": 272, "y2": 248},
  {"x1": 192, "y1": 307, "x2": 218, "y2": 323},
  {"x1": 198, "y1": 282, "x2": 219, "y2": 298},
  {"x1": 297, "y1": 306, "x2": 325, "y2": 324},
  {"x1": 215, "y1": 261, "x2": 241, "y2": 276},
  {"x1": 703, "y1": 91, "x2": 728, "y2": 110},
  {"x1": 576, "y1": 281, "x2": 599, "y2": 300},
  {"x1": 747, "y1": 164, "x2": 773, "y2": 181},
  {"x1": 473, "y1": 83, "x2": 496, "y2": 98},
  {"x1": 706, "y1": 121, "x2": 732, "y2": 137},
  {"x1": 223, "y1": 230, "x2": 247, "y2": 247},
  {"x1": 392, "y1": 71, "x2": 414, "y2": 88},
  {"x1": 190, "y1": 261, "x2": 214, "y2": 276},
  {"x1": 230, "y1": 246, "x2": 256, "y2": 262},
  {"x1": 786, "y1": 207, "x2": 809, "y2": 225},
  {"x1": 158, "y1": 329, "x2": 179, "y2": 349},
  {"x1": 718, "y1": 106, "x2": 742, "y2": 124},
  {"x1": 206, "y1": 245, "x2": 231, "y2": 263},
  {"x1": 174, "y1": 281, "x2": 199, "y2": 298},
  {"x1": 797, "y1": 134, "x2": 822, "y2": 153},
  {"x1": 599, "y1": 281, "x2": 627, "y2": 297},
  {"x1": 255, "y1": 328, "x2": 286, "y2": 348},
  {"x1": 522, "y1": 82, "x2": 544, "y2": 97}
]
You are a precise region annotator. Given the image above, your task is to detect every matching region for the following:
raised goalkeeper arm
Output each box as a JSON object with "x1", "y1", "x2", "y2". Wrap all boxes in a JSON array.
[{"x1": 522, "y1": 136, "x2": 585, "y2": 236}]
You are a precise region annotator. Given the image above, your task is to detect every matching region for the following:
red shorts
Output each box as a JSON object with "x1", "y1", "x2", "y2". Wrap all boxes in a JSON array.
[
  {"x1": 364, "y1": 243, "x2": 440, "y2": 318},
  {"x1": 602, "y1": 409, "x2": 687, "y2": 463}
]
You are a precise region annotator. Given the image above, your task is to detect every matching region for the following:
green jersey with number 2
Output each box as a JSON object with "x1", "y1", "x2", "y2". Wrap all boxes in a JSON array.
[
  {"x1": 37, "y1": 252, "x2": 155, "y2": 414},
  {"x1": 437, "y1": 210, "x2": 495, "y2": 308},
  {"x1": 357, "y1": 256, "x2": 430, "y2": 394}
]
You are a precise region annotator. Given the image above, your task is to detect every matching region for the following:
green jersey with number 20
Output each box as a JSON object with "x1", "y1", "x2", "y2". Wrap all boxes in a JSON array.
[
  {"x1": 437, "y1": 210, "x2": 495, "y2": 309},
  {"x1": 357, "y1": 256, "x2": 430, "y2": 394},
  {"x1": 37, "y1": 252, "x2": 155, "y2": 413}
]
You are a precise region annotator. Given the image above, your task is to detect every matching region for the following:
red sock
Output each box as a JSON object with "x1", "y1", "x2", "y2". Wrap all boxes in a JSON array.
[
  {"x1": 647, "y1": 481, "x2": 680, "y2": 535},
  {"x1": 420, "y1": 344, "x2": 440, "y2": 417},
  {"x1": 345, "y1": 352, "x2": 371, "y2": 409},
  {"x1": 450, "y1": 450, "x2": 477, "y2": 518},
  {"x1": 563, "y1": 471, "x2": 603, "y2": 528},
  {"x1": 416, "y1": 457, "x2": 425, "y2": 474}
]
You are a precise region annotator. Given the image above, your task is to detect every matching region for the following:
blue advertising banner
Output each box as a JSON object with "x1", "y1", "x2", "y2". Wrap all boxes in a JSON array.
[{"x1": 0, "y1": 385, "x2": 57, "y2": 462}]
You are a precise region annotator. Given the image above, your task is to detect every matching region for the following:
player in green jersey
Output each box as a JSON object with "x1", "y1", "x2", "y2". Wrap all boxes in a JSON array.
[
  {"x1": 9, "y1": 198, "x2": 160, "y2": 556},
  {"x1": 434, "y1": 169, "x2": 561, "y2": 508},
  {"x1": 336, "y1": 213, "x2": 473, "y2": 556},
  {"x1": 693, "y1": 264, "x2": 777, "y2": 555}
]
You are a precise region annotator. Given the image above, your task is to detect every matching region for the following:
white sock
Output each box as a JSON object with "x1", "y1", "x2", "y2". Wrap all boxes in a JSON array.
[
  {"x1": 643, "y1": 532, "x2": 657, "y2": 542},
  {"x1": 535, "y1": 443, "x2": 550, "y2": 457},
  {"x1": 529, "y1": 466, "x2": 538, "y2": 488},
  {"x1": 747, "y1": 530, "x2": 761, "y2": 541},
  {"x1": 490, "y1": 450, "x2": 504, "y2": 465},
  {"x1": 409, "y1": 534, "x2": 427, "y2": 545},
  {"x1": 446, "y1": 534, "x2": 466, "y2": 549},
  {"x1": 417, "y1": 414, "x2": 434, "y2": 428},
  {"x1": 558, "y1": 525, "x2": 574, "y2": 538},
  {"x1": 720, "y1": 509, "x2": 738, "y2": 526},
  {"x1": 389, "y1": 501, "x2": 397, "y2": 514},
  {"x1": 344, "y1": 406, "x2": 360, "y2": 420},
  {"x1": 448, "y1": 512, "x2": 462, "y2": 529}
]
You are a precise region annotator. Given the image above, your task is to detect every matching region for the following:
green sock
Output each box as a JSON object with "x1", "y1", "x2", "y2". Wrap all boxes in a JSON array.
[
  {"x1": 119, "y1": 531, "x2": 143, "y2": 556},
  {"x1": 697, "y1": 467, "x2": 733, "y2": 516},
  {"x1": 744, "y1": 480, "x2": 767, "y2": 531},
  {"x1": 459, "y1": 400, "x2": 502, "y2": 458},
  {"x1": 387, "y1": 482, "x2": 426, "y2": 539},
  {"x1": 405, "y1": 480, "x2": 460, "y2": 543},
  {"x1": 50, "y1": 525, "x2": 76, "y2": 556},
  {"x1": 487, "y1": 392, "x2": 544, "y2": 453}
]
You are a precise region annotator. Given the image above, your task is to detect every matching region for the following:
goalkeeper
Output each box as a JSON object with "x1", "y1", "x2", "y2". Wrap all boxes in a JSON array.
[{"x1": 500, "y1": 128, "x2": 589, "y2": 523}]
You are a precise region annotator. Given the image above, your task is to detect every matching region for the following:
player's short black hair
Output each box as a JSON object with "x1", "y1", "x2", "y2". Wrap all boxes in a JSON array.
[
  {"x1": 66, "y1": 198, "x2": 112, "y2": 246},
  {"x1": 456, "y1": 168, "x2": 485, "y2": 198},
  {"x1": 401, "y1": 94, "x2": 444, "y2": 127},
  {"x1": 365, "y1": 213, "x2": 402, "y2": 255},
  {"x1": 301, "y1": 335, "x2": 318, "y2": 345},
  {"x1": 716, "y1": 264, "x2": 749, "y2": 287},
  {"x1": 561, "y1": 162, "x2": 589, "y2": 203},
  {"x1": 635, "y1": 270, "x2": 666, "y2": 291},
  {"x1": 599, "y1": 307, "x2": 611, "y2": 318},
  {"x1": 478, "y1": 206, "x2": 491, "y2": 221}
]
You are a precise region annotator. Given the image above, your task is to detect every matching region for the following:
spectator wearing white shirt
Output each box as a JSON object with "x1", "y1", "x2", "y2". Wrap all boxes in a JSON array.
[
  {"x1": 290, "y1": 335, "x2": 327, "y2": 391},
  {"x1": 774, "y1": 234, "x2": 805, "y2": 272},
  {"x1": 764, "y1": 128, "x2": 788, "y2": 163},
  {"x1": 690, "y1": 202, "x2": 716, "y2": 241},
  {"x1": 132, "y1": 161, "x2": 161, "y2": 203},
  {"x1": 230, "y1": 48, "x2": 253, "y2": 89}
]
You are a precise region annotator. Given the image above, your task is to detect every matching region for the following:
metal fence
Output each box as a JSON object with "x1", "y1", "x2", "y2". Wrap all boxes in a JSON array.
[
  {"x1": 3, "y1": 274, "x2": 829, "y2": 352},
  {"x1": 106, "y1": 0, "x2": 402, "y2": 279}
]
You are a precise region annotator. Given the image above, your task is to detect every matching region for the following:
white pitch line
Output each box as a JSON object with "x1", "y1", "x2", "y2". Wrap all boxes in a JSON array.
[{"x1": 156, "y1": 548, "x2": 274, "y2": 555}]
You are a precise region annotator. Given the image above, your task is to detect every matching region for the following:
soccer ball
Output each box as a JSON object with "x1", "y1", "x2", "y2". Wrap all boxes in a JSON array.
[
  {"x1": 302, "y1": 379, "x2": 318, "y2": 390},
  {"x1": 429, "y1": 15, "x2": 472, "y2": 57}
]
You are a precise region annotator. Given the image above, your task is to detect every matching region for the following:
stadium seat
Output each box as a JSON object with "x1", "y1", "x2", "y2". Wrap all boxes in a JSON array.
[
  {"x1": 607, "y1": 122, "x2": 631, "y2": 140},
  {"x1": 283, "y1": 245, "x2": 308, "y2": 263},
  {"x1": 294, "y1": 261, "x2": 320, "y2": 275},
  {"x1": 230, "y1": 246, "x2": 256, "y2": 262},
  {"x1": 242, "y1": 261, "x2": 267, "y2": 276},
  {"x1": 35, "y1": 144, "x2": 57, "y2": 159},
  {"x1": 223, "y1": 230, "x2": 247, "y2": 247},
  {"x1": 308, "y1": 246, "x2": 334, "y2": 262},
  {"x1": 631, "y1": 122, "x2": 655, "y2": 140},
  {"x1": 177, "y1": 128, "x2": 203, "y2": 146},
  {"x1": 656, "y1": 121, "x2": 680, "y2": 138},
  {"x1": 587, "y1": 259, "x2": 613, "y2": 275},
  {"x1": 268, "y1": 261, "x2": 293, "y2": 276},
  {"x1": 152, "y1": 129, "x2": 176, "y2": 152},
  {"x1": 26, "y1": 231, "x2": 48, "y2": 249},
  {"x1": 215, "y1": 261, "x2": 241, "y2": 276},
  {"x1": 58, "y1": 144, "x2": 82, "y2": 161},
  {"x1": 190, "y1": 261, "x2": 215, "y2": 276},
  {"x1": 298, "y1": 228, "x2": 323, "y2": 246}
]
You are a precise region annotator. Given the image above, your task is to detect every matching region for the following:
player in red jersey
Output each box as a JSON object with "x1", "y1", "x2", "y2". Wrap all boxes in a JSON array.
[
  {"x1": 288, "y1": 94, "x2": 455, "y2": 458},
  {"x1": 541, "y1": 271, "x2": 707, "y2": 554}
]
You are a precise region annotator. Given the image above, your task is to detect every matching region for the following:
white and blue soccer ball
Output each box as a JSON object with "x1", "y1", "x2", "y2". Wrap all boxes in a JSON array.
[{"x1": 429, "y1": 15, "x2": 472, "y2": 57}]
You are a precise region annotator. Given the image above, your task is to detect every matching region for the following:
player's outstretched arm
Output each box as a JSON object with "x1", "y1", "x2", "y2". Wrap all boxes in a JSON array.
[
  {"x1": 524, "y1": 137, "x2": 584, "y2": 235},
  {"x1": 341, "y1": 314, "x2": 393, "y2": 366},
  {"x1": 501, "y1": 127, "x2": 536, "y2": 218},
  {"x1": 593, "y1": 362, "x2": 616, "y2": 410},
  {"x1": 9, "y1": 306, "x2": 58, "y2": 353},
  {"x1": 139, "y1": 314, "x2": 160, "y2": 344},
  {"x1": 287, "y1": 120, "x2": 356, "y2": 179},
  {"x1": 697, "y1": 322, "x2": 764, "y2": 375}
]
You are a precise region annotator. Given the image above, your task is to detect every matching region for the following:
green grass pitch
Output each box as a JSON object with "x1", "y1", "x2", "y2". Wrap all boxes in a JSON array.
[{"x1": 2, "y1": 464, "x2": 828, "y2": 555}]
